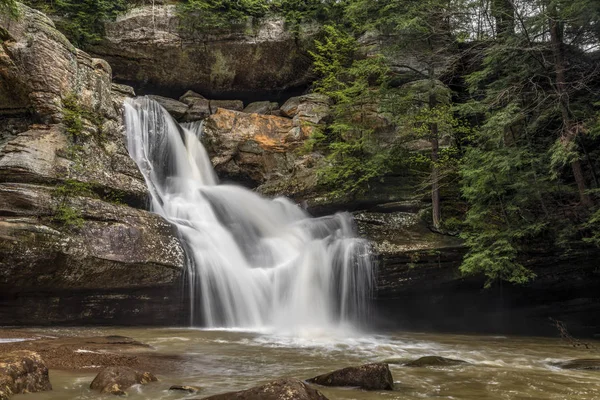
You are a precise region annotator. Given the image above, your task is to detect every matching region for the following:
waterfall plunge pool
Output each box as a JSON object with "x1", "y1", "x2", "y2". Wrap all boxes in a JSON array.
[{"x1": 9, "y1": 327, "x2": 600, "y2": 400}]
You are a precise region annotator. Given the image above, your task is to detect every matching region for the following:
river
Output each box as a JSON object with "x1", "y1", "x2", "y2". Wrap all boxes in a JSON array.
[{"x1": 16, "y1": 327, "x2": 600, "y2": 399}]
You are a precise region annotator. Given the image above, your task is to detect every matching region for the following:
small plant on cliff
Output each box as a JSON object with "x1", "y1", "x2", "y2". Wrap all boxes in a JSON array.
[
  {"x1": 62, "y1": 94, "x2": 104, "y2": 144},
  {"x1": 52, "y1": 179, "x2": 93, "y2": 228}
]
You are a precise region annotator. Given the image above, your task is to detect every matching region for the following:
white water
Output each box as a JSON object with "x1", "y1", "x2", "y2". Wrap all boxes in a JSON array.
[{"x1": 124, "y1": 97, "x2": 374, "y2": 331}]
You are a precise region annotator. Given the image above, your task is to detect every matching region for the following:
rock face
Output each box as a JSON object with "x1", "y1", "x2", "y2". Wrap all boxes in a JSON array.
[
  {"x1": 90, "y1": 366, "x2": 157, "y2": 395},
  {"x1": 201, "y1": 378, "x2": 328, "y2": 400},
  {"x1": 0, "y1": 351, "x2": 52, "y2": 400},
  {"x1": 306, "y1": 363, "x2": 394, "y2": 391},
  {"x1": 203, "y1": 108, "x2": 316, "y2": 186},
  {"x1": 0, "y1": 4, "x2": 185, "y2": 326},
  {"x1": 90, "y1": 5, "x2": 317, "y2": 99}
]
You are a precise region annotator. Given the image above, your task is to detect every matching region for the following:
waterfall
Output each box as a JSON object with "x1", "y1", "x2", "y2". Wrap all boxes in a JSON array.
[{"x1": 124, "y1": 97, "x2": 374, "y2": 332}]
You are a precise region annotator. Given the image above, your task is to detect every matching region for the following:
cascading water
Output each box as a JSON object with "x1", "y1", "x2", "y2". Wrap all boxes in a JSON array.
[{"x1": 124, "y1": 97, "x2": 374, "y2": 332}]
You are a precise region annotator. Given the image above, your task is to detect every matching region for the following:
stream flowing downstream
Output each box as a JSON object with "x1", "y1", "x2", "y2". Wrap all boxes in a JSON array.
[{"x1": 18, "y1": 327, "x2": 600, "y2": 400}]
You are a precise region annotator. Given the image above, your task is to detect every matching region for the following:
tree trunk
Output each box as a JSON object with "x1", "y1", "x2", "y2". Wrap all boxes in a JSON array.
[
  {"x1": 492, "y1": 0, "x2": 515, "y2": 37},
  {"x1": 428, "y1": 72, "x2": 441, "y2": 230},
  {"x1": 549, "y1": 7, "x2": 593, "y2": 207},
  {"x1": 431, "y1": 132, "x2": 441, "y2": 230}
]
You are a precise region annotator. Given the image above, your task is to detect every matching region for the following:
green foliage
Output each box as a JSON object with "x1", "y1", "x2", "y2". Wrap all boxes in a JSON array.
[
  {"x1": 177, "y1": 0, "x2": 270, "y2": 33},
  {"x1": 274, "y1": 0, "x2": 342, "y2": 34},
  {"x1": 22, "y1": 0, "x2": 127, "y2": 48},
  {"x1": 62, "y1": 94, "x2": 104, "y2": 143},
  {"x1": 307, "y1": 25, "x2": 393, "y2": 197},
  {"x1": 52, "y1": 179, "x2": 92, "y2": 228},
  {"x1": 0, "y1": 0, "x2": 19, "y2": 18}
]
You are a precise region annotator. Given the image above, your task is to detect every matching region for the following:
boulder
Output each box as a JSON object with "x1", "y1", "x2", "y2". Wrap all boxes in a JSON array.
[
  {"x1": 403, "y1": 356, "x2": 468, "y2": 367},
  {"x1": 90, "y1": 366, "x2": 157, "y2": 395},
  {"x1": 148, "y1": 95, "x2": 189, "y2": 119},
  {"x1": 551, "y1": 359, "x2": 600, "y2": 371},
  {"x1": 170, "y1": 385, "x2": 202, "y2": 393},
  {"x1": 90, "y1": 6, "x2": 317, "y2": 97},
  {"x1": 203, "y1": 108, "x2": 312, "y2": 185},
  {"x1": 210, "y1": 99, "x2": 244, "y2": 113},
  {"x1": 183, "y1": 98, "x2": 212, "y2": 121},
  {"x1": 280, "y1": 94, "x2": 332, "y2": 125},
  {"x1": 0, "y1": 351, "x2": 52, "y2": 400},
  {"x1": 306, "y1": 363, "x2": 394, "y2": 391},
  {"x1": 179, "y1": 90, "x2": 206, "y2": 105},
  {"x1": 243, "y1": 101, "x2": 279, "y2": 115},
  {"x1": 201, "y1": 378, "x2": 328, "y2": 400}
]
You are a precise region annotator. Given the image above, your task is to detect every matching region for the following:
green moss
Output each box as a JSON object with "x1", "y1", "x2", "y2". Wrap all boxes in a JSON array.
[{"x1": 62, "y1": 94, "x2": 105, "y2": 144}]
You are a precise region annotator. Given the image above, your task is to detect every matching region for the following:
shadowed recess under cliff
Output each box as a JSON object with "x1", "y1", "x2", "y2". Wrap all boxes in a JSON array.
[{"x1": 124, "y1": 97, "x2": 374, "y2": 331}]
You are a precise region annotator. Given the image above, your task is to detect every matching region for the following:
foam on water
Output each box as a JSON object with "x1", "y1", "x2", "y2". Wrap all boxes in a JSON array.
[{"x1": 124, "y1": 97, "x2": 374, "y2": 332}]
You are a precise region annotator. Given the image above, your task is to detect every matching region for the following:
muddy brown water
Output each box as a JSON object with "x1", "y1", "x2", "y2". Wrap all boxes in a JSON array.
[{"x1": 5, "y1": 327, "x2": 600, "y2": 399}]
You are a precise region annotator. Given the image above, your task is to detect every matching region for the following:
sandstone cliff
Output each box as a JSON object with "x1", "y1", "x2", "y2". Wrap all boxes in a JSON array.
[{"x1": 0, "y1": 4, "x2": 185, "y2": 325}]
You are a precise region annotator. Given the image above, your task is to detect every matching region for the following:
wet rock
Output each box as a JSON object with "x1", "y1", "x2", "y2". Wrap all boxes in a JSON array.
[
  {"x1": 183, "y1": 98, "x2": 212, "y2": 121},
  {"x1": 306, "y1": 363, "x2": 394, "y2": 391},
  {"x1": 0, "y1": 351, "x2": 52, "y2": 400},
  {"x1": 404, "y1": 356, "x2": 468, "y2": 367},
  {"x1": 0, "y1": 332, "x2": 182, "y2": 373},
  {"x1": 90, "y1": 366, "x2": 157, "y2": 395},
  {"x1": 170, "y1": 385, "x2": 202, "y2": 393},
  {"x1": 201, "y1": 378, "x2": 328, "y2": 400},
  {"x1": 179, "y1": 90, "x2": 206, "y2": 105},
  {"x1": 243, "y1": 101, "x2": 279, "y2": 115},
  {"x1": 551, "y1": 359, "x2": 600, "y2": 371},
  {"x1": 148, "y1": 95, "x2": 189, "y2": 119}
]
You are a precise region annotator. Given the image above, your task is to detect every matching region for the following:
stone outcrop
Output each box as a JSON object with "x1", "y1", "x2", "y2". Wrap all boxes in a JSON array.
[
  {"x1": 0, "y1": 3, "x2": 185, "y2": 326},
  {"x1": 306, "y1": 363, "x2": 394, "y2": 391},
  {"x1": 0, "y1": 334, "x2": 182, "y2": 373},
  {"x1": 90, "y1": 366, "x2": 157, "y2": 395},
  {"x1": 90, "y1": 5, "x2": 317, "y2": 98},
  {"x1": 0, "y1": 351, "x2": 52, "y2": 400},
  {"x1": 201, "y1": 378, "x2": 328, "y2": 400}
]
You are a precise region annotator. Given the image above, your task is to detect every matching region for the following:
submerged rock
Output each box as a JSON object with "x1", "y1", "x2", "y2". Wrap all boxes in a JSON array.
[
  {"x1": 306, "y1": 363, "x2": 394, "y2": 391},
  {"x1": 201, "y1": 378, "x2": 328, "y2": 400},
  {"x1": 404, "y1": 356, "x2": 468, "y2": 367},
  {"x1": 0, "y1": 351, "x2": 52, "y2": 400},
  {"x1": 90, "y1": 366, "x2": 157, "y2": 395},
  {"x1": 169, "y1": 385, "x2": 202, "y2": 393},
  {"x1": 551, "y1": 359, "x2": 600, "y2": 371}
]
